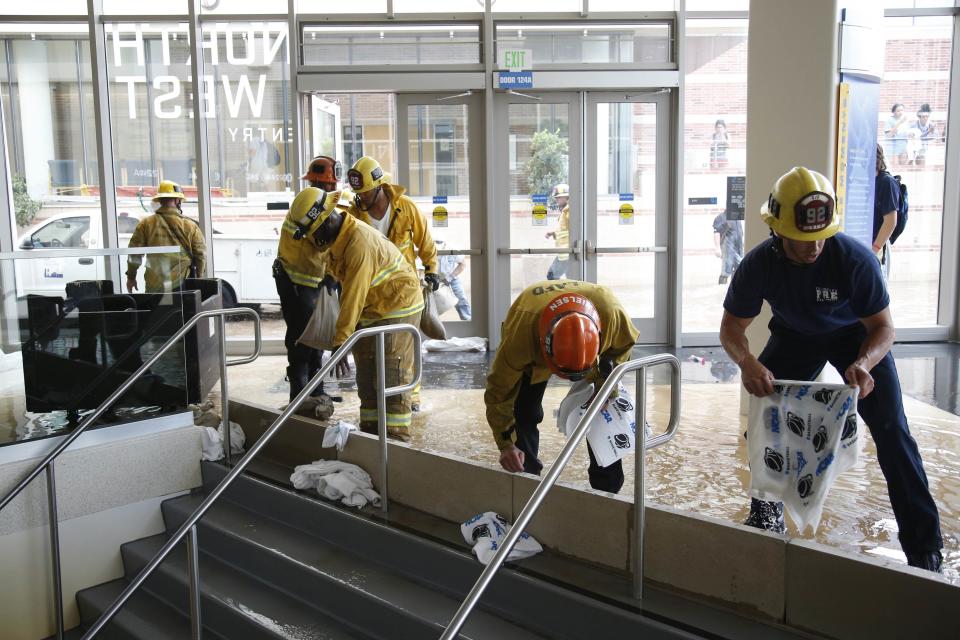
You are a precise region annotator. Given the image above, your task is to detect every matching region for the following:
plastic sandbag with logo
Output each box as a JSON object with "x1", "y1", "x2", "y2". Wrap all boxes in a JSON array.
[
  {"x1": 747, "y1": 380, "x2": 861, "y2": 533},
  {"x1": 556, "y1": 381, "x2": 641, "y2": 468},
  {"x1": 298, "y1": 288, "x2": 340, "y2": 351},
  {"x1": 433, "y1": 284, "x2": 458, "y2": 317},
  {"x1": 460, "y1": 511, "x2": 543, "y2": 565},
  {"x1": 419, "y1": 285, "x2": 447, "y2": 340}
]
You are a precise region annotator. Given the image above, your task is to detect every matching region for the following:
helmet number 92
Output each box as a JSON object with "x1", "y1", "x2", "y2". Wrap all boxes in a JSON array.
[{"x1": 794, "y1": 192, "x2": 834, "y2": 233}]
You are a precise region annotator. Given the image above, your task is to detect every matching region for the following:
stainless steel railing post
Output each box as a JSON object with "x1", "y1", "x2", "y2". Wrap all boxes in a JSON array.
[
  {"x1": 440, "y1": 354, "x2": 681, "y2": 640},
  {"x1": 46, "y1": 462, "x2": 64, "y2": 640},
  {"x1": 186, "y1": 525, "x2": 202, "y2": 639},
  {"x1": 219, "y1": 313, "x2": 231, "y2": 465},
  {"x1": 377, "y1": 332, "x2": 389, "y2": 516},
  {"x1": 632, "y1": 366, "x2": 647, "y2": 600}
]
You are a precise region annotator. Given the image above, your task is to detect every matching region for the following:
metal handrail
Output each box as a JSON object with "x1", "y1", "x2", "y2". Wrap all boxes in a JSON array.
[
  {"x1": 0, "y1": 306, "x2": 261, "y2": 640},
  {"x1": 82, "y1": 323, "x2": 422, "y2": 640},
  {"x1": 441, "y1": 353, "x2": 681, "y2": 640}
]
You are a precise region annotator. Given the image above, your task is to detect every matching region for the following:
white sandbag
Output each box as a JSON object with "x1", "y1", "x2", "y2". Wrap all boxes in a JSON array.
[
  {"x1": 298, "y1": 288, "x2": 340, "y2": 351},
  {"x1": 322, "y1": 420, "x2": 358, "y2": 451},
  {"x1": 422, "y1": 336, "x2": 487, "y2": 352},
  {"x1": 460, "y1": 512, "x2": 543, "y2": 565},
  {"x1": 199, "y1": 421, "x2": 246, "y2": 461},
  {"x1": 433, "y1": 284, "x2": 458, "y2": 316},
  {"x1": 557, "y1": 381, "x2": 643, "y2": 468},
  {"x1": 290, "y1": 459, "x2": 381, "y2": 508},
  {"x1": 747, "y1": 380, "x2": 861, "y2": 533}
]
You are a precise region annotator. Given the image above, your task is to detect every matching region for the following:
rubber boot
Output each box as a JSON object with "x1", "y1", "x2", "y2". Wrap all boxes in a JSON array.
[
  {"x1": 287, "y1": 365, "x2": 309, "y2": 402},
  {"x1": 906, "y1": 551, "x2": 943, "y2": 573}
]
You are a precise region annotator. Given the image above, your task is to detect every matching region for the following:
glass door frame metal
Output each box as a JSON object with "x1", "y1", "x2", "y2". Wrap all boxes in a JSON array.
[
  {"x1": 396, "y1": 91, "x2": 486, "y2": 338},
  {"x1": 584, "y1": 90, "x2": 672, "y2": 344}
]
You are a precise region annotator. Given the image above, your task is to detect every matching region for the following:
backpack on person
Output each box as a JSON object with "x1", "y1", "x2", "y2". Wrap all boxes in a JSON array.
[{"x1": 889, "y1": 174, "x2": 909, "y2": 244}]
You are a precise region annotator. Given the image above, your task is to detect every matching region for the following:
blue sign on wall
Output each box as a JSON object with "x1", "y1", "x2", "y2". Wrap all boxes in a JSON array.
[
  {"x1": 531, "y1": 193, "x2": 548, "y2": 204},
  {"x1": 619, "y1": 193, "x2": 635, "y2": 201},
  {"x1": 837, "y1": 73, "x2": 880, "y2": 249},
  {"x1": 432, "y1": 195, "x2": 448, "y2": 204},
  {"x1": 498, "y1": 71, "x2": 534, "y2": 89}
]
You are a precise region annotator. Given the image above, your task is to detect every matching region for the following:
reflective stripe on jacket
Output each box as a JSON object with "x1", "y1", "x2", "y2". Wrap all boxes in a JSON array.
[
  {"x1": 325, "y1": 214, "x2": 424, "y2": 346},
  {"x1": 484, "y1": 280, "x2": 640, "y2": 451},
  {"x1": 348, "y1": 183, "x2": 438, "y2": 275},
  {"x1": 277, "y1": 218, "x2": 328, "y2": 287}
]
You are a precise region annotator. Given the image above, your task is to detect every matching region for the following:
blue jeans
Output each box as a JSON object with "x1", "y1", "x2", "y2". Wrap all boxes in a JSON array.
[
  {"x1": 754, "y1": 322, "x2": 942, "y2": 554},
  {"x1": 448, "y1": 276, "x2": 471, "y2": 321}
]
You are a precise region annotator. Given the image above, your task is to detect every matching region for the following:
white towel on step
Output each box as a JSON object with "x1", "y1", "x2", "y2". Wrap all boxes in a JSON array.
[{"x1": 290, "y1": 460, "x2": 381, "y2": 509}]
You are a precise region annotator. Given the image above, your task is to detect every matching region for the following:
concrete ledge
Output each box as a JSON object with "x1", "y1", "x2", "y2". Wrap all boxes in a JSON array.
[
  {"x1": 512, "y1": 474, "x2": 633, "y2": 571},
  {"x1": 228, "y1": 399, "x2": 338, "y2": 468},
  {"x1": 645, "y1": 503, "x2": 787, "y2": 622},
  {"x1": 786, "y1": 539, "x2": 958, "y2": 639}
]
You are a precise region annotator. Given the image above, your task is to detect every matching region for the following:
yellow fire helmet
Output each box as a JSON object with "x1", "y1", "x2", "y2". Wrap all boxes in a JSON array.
[
  {"x1": 346, "y1": 156, "x2": 390, "y2": 194},
  {"x1": 152, "y1": 180, "x2": 186, "y2": 202},
  {"x1": 760, "y1": 167, "x2": 840, "y2": 241},
  {"x1": 286, "y1": 187, "x2": 342, "y2": 240}
]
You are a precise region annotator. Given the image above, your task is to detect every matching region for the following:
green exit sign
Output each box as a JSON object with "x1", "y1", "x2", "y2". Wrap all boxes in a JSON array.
[{"x1": 501, "y1": 48, "x2": 532, "y2": 71}]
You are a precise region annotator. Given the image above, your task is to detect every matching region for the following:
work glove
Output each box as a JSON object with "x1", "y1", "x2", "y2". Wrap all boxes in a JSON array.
[
  {"x1": 424, "y1": 272, "x2": 441, "y2": 292},
  {"x1": 598, "y1": 357, "x2": 615, "y2": 381},
  {"x1": 320, "y1": 274, "x2": 341, "y2": 295}
]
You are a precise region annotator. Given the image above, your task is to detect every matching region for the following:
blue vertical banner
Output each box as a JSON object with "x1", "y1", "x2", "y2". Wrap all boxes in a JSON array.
[{"x1": 835, "y1": 74, "x2": 880, "y2": 248}]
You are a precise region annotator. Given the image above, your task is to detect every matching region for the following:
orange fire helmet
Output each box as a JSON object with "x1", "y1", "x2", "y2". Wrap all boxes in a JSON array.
[
  {"x1": 539, "y1": 294, "x2": 601, "y2": 380},
  {"x1": 301, "y1": 156, "x2": 342, "y2": 189}
]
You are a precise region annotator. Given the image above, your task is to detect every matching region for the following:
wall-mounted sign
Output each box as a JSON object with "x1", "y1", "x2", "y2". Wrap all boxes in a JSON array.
[
  {"x1": 619, "y1": 193, "x2": 635, "y2": 202},
  {"x1": 532, "y1": 203, "x2": 548, "y2": 227},
  {"x1": 619, "y1": 203, "x2": 635, "y2": 225},
  {"x1": 688, "y1": 197, "x2": 718, "y2": 206},
  {"x1": 725, "y1": 176, "x2": 745, "y2": 221},
  {"x1": 432, "y1": 206, "x2": 448, "y2": 228},
  {"x1": 531, "y1": 193, "x2": 548, "y2": 204},
  {"x1": 432, "y1": 195, "x2": 448, "y2": 204},
  {"x1": 501, "y1": 49, "x2": 533, "y2": 71},
  {"x1": 498, "y1": 71, "x2": 534, "y2": 89}
]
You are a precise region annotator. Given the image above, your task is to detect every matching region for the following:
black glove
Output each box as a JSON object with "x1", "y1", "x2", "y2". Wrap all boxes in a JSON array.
[
  {"x1": 598, "y1": 357, "x2": 615, "y2": 380},
  {"x1": 320, "y1": 274, "x2": 340, "y2": 295},
  {"x1": 424, "y1": 272, "x2": 441, "y2": 292}
]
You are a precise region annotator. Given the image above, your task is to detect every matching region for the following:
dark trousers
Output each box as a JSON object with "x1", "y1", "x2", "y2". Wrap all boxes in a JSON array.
[
  {"x1": 512, "y1": 374, "x2": 624, "y2": 494},
  {"x1": 756, "y1": 323, "x2": 942, "y2": 554},
  {"x1": 273, "y1": 263, "x2": 324, "y2": 399}
]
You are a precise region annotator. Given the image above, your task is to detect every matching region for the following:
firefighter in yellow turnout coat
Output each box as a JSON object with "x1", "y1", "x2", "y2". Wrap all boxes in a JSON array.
[
  {"x1": 290, "y1": 187, "x2": 424, "y2": 440},
  {"x1": 272, "y1": 158, "x2": 345, "y2": 417},
  {"x1": 346, "y1": 156, "x2": 438, "y2": 411},
  {"x1": 126, "y1": 181, "x2": 206, "y2": 293},
  {"x1": 485, "y1": 280, "x2": 640, "y2": 493}
]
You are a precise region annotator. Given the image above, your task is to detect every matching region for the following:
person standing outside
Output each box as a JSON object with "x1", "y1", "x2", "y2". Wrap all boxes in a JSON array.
[
  {"x1": 485, "y1": 280, "x2": 639, "y2": 493},
  {"x1": 271, "y1": 156, "x2": 343, "y2": 416},
  {"x1": 126, "y1": 180, "x2": 206, "y2": 293},
  {"x1": 884, "y1": 103, "x2": 909, "y2": 165},
  {"x1": 292, "y1": 186, "x2": 424, "y2": 441},
  {"x1": 709, "y1": 119, "x2": 730, "y2": 169},
  {"x1": 873, "y1": 144, "x2": 899, "y2": 280},
  {"x1": 719, "y1": 166, "x2": 943, "y2": 572},
  {"x1": 436, "y1": 239, "x2": 472, "y2": 321},
  {"x1": 346, "y1": 155, "x2": 438, "y2": 411},
  {"x1": 545, "y1": 183, "x2": 570, "y2": 280},
  {"x1": 712, "y1": 212, "x2": 743, "y2": 285}
]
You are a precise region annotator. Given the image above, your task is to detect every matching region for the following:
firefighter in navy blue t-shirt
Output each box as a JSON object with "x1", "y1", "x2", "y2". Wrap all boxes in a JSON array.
[{"x1": 719, "y1": 167, "x2": 943, "y2": 573}]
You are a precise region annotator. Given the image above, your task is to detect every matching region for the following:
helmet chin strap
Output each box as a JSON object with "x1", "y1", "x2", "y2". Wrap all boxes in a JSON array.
[{"x1": 355, "y1": 185, "x2": 382, "y2": 212}]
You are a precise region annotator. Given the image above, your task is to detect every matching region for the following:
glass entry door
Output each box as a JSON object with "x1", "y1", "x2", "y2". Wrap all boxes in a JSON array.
[
  {"x1": 494, "y1": 90, "x2": 670, "y2": 345},
  {"x1": 396, "y1": 92, "x2": 484, "y2": 337},
  {"x1": 584, "y1": 92, "x2": 670, "y2": 343},
  {"x1": 494, "y1": 91, "x2": 582, "y2": 313}
]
